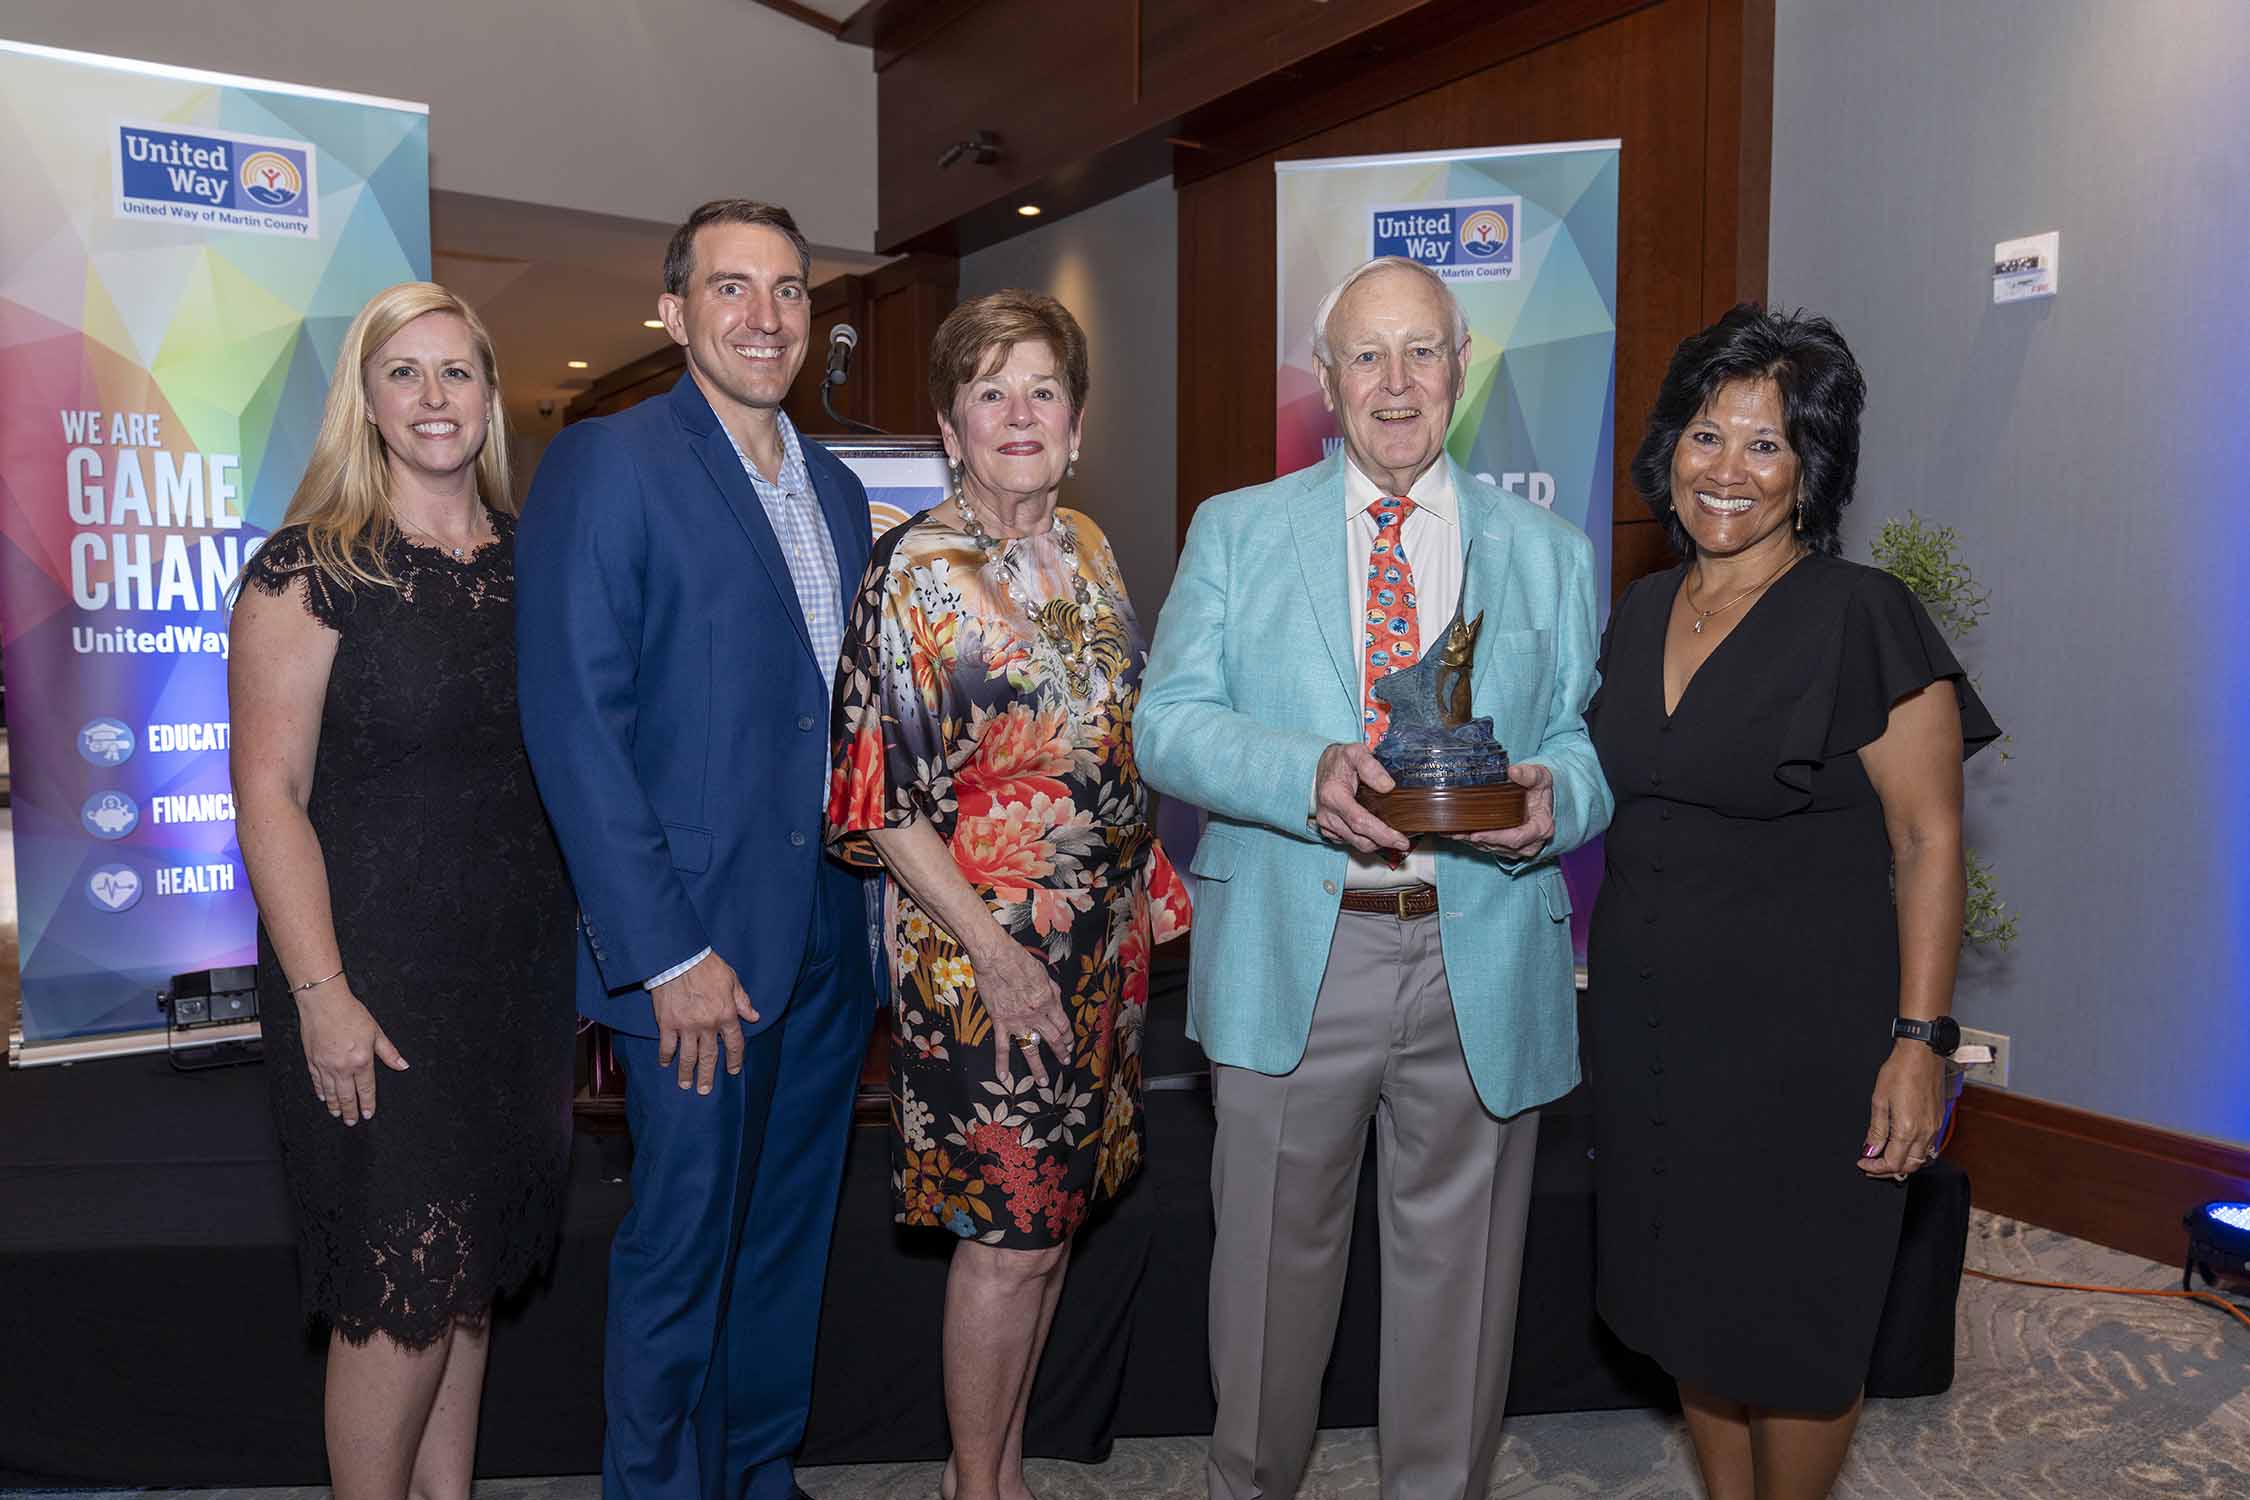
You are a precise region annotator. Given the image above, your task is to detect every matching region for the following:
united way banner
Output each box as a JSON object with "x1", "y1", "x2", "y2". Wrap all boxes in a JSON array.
[
  {"x1": 1276, "y1": 140, "x2": 1620, "y2": 591},
  {"x1": 1276, "y1": 141, "x2": 1619, "y2": 966},
  {"x1": 0, "y1": 40, "x2": 429, "y2": 1057}
]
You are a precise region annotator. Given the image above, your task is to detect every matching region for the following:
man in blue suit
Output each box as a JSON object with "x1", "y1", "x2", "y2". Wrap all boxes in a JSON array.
[
  {"x1": 1138, "y1": 257, "x2": 1611, "y2": 1500},
  {"x1": 516, "y1": 199, "x2": 873, "y2": 1500}
]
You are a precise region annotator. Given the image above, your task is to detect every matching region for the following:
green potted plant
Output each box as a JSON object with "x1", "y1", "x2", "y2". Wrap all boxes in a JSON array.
[{"x1": 1870, "y1": 513, "x2": 2016, "y2": 951}]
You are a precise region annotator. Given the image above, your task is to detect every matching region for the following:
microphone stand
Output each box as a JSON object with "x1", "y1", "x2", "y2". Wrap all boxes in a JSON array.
[
  {"x1": 821, "y1": 336, "x2": 886, "y2": 436},
  {"x1": 822, "y1": 380, "x2": 886, "y2": 436}
]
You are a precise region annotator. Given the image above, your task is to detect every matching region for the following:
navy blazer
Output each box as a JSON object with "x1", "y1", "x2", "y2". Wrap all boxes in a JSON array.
[{"x1": 515, "y1": 374, "x2": 874, "y2": 1037}]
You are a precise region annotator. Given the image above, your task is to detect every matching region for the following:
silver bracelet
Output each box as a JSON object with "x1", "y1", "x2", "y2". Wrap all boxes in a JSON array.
[{"x1": 290, "y1": 965, "x2": 345, "y2": 994}]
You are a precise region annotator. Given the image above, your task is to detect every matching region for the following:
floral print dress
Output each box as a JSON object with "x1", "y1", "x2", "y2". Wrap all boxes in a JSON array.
[{"x1": 826, "y1": 501, "x2": 1189, "y2": 1248}]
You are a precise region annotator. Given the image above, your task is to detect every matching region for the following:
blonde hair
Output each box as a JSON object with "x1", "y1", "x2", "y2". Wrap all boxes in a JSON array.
[{"x1": 282, "y1": 282, "x2": 512, "y2": 591}]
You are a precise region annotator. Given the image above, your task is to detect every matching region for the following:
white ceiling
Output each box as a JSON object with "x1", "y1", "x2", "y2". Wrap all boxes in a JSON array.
[
  {"x1": 429, "y1": 190, "x2": 891, "y2": 437},
  {"x1": 789, "y1": 0, "x2": 865, "y2": 20},
  {"x1": 6, "y1": 0, "x2": 879, "y2": 248}
]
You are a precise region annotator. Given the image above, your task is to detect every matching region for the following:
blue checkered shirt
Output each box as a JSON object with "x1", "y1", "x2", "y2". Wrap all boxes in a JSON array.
[
  {"x1": 646, "y1": 415, "x2": 848, "y2": 994},
  {"x1": 722, "y1": 411, "x2": 843, "y2": 680}
]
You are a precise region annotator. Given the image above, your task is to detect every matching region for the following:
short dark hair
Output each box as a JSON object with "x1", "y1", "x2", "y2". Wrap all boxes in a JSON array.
[
  {"x1": 662, "y1": 199, "x2": 811, "y2": 295},
  {"x1": 1629, "y1": 303, "x2": 1868, "y2": 558},
  {"x1": 927, "y1": 290, "x2": 1091, "y2": 426}
]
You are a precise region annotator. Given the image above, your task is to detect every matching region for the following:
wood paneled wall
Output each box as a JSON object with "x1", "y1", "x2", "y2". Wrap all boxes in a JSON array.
[
  {"x1": 566, "y1": 256, "x2": 958, "y2": 436},
  {"x1": 1176, "y1": 0, "x2": 1773, "y2": 598}
]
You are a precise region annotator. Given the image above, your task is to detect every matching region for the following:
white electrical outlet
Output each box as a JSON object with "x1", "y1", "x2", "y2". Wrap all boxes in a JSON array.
[{"x1": 1957, "y1": 1026, "x2": 2011, "y2": 1089}]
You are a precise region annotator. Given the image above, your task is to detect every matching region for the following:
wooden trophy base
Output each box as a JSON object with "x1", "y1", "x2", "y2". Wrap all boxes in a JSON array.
[{"x1": 1357, "y1": 781, "x2": 1527, "y2": 835}]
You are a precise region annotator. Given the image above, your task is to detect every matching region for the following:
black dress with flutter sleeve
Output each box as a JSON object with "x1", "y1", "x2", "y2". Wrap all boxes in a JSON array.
[{"x1": 1584, "y1": 554, "x2": 1999, "y2": 1410}]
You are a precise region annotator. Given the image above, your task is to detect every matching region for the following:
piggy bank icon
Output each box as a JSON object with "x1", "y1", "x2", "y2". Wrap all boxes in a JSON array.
[{"x1": 83, "y1": 792, "x2": 139, "y2": 839}]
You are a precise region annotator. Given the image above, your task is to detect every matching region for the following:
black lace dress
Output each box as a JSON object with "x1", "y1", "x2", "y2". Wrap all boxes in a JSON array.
[{"x1": 241, "y1": 516, "x2": 575, "y2": 1348}]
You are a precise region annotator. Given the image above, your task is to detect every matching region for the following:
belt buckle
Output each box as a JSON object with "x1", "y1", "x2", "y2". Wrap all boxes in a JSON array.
[{"x1": 1396, "y1": 888, "x2": 1412, "y2": 921}]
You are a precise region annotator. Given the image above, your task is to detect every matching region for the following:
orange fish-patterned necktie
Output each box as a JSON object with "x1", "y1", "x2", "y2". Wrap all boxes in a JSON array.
[{"x1": 1361, "y1": 495, "x2": 1421, "y2": 747}]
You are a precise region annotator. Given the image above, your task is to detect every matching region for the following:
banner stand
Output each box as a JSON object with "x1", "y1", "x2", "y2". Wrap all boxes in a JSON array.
[{"x1": 0, "y1": 40, "x2": 430, "y2": 1064}]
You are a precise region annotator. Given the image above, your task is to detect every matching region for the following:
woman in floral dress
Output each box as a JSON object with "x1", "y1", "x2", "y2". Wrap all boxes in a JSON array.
[{"x1": 825, "y1": 291, "x2": 1187, "y2": 1500}]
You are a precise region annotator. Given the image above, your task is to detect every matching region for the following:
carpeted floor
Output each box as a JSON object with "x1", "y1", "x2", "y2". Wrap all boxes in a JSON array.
[{"x1": 13, "y1": 1212, "x2": 2247, "y2": 1500}]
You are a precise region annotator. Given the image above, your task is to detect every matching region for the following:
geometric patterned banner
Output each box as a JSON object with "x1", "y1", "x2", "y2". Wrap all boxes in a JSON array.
[
  {"x1": 1276, "y1": 141, "x2": 1619, "y2": 967},
  {"x1": 1276, "y1": 141, "x2": 1620, "y2": 605},
  {"x1": 0, "y1": 39, "x2": 428, "y2": 1054}
]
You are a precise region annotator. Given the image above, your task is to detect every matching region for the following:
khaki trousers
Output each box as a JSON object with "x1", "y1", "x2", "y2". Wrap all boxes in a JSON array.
[{"x1": 1207, "y1": 908, "x2": 1541, "y2": 1500}]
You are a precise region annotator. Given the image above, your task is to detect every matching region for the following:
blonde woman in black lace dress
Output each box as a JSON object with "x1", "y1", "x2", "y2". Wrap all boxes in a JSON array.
[{"x1": 230, "y1": 282, "x2": 574, "y2": 1500}]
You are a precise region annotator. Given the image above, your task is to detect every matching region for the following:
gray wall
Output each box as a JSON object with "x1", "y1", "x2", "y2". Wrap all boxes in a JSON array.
[
  {"x1": 1771, "y1": 0, "x2": 2250, "y2": 1143},
  {"x1": 959, "y1": 177, "x2": 1180, "y2": 627}
]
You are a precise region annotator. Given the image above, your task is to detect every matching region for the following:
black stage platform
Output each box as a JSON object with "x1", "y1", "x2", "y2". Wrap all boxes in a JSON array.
[{"x1": 0, "y1": 963, "x2": 1964, "y2": 1485}]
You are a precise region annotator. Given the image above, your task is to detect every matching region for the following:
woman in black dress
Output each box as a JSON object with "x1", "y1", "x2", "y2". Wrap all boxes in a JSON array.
[
  {"x1": 231, "y1": 283, "x2": 574, "y2": 1500},
  {"x1": 1586, "y1": 306, "x2": 1998, "y2": 1499}
]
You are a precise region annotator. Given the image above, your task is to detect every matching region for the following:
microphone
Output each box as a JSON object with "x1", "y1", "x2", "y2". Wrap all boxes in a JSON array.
[
  {"x1": 825, "y1": 323, "x2": 858, "y2": 387},
  {"x1": 819, "y1": 322, "x2": 884, "y2": 435}
]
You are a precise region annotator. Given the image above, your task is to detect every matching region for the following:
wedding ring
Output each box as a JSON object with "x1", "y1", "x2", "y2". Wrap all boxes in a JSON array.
[{"x1": 1013, "y1": 1029, "x2": 1042, "y2": 1050}]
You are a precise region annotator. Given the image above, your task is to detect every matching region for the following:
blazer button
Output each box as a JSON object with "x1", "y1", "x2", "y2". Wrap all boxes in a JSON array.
[
  {"x1": 797, "y1": 715, "x2": 816, "y2": 732},
  {"x1": 1323, "y1": 880, "x2": 1337, "y2": 895},
  {"x1": 790, "y1": 831, "x2": 807, "y2": 847}
]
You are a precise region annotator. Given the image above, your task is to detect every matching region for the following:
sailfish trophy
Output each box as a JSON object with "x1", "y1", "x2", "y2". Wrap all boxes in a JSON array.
[{"x1": 1355, "y1": 544, "x2": 1526, "y2": 833}]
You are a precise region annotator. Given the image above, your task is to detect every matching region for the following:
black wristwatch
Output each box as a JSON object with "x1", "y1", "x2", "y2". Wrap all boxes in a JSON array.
[{"x1": 1892, "y1": 1016, "x2": 1961, "y2": 1057}]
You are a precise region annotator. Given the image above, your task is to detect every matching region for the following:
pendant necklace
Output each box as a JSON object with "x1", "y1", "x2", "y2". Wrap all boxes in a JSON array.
[
  {"x1": 398, "y1": 505, "x2": 485, "y2": 560},
  {"x1": 1685, "y1": 547, "x2": 1802, "y2": 634}
]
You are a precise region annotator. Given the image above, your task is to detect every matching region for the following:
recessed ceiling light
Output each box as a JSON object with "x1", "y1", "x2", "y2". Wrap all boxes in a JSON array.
[
  {"x1": 643, "y1": 319, "x2": 664, "y2": 329},
  {"x1": 567, "y1": 360, "x2": 589, "y2": 369},
  {"x1": 1017, "y1": 204, "x2": 1042, "y2": 217}
]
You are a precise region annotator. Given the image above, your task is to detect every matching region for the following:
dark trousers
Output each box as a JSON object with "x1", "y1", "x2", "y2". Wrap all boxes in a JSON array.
[{"x1": 603, "y1": 860, "x2": 867, "y2": 1500}]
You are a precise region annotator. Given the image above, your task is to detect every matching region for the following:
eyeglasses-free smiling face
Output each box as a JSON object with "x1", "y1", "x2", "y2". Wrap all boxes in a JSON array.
[
  {"x1": 1315, "y1": 265, "x2": 1468, "y2": 495},
  {"x1": 364, "y1": 311, "x2": 489, "y2": 485},
  {"x1": 1668, "y1": 376, "x2": 1802, "y2": 561},
  {"x1": 939, "y1": 338, "x2": 1082, "y2": 510},
  {"x1": 659, "y1": 221, "x2": 810, "y2": 423}
]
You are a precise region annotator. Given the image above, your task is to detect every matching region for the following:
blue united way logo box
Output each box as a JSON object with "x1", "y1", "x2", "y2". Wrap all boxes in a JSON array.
[
  {"x1": 1370, "y1": 197, "x2": 1521, "y2": 283},
  {"x1": 113, "y1": 121, "x2": 319, "y2": 239}
]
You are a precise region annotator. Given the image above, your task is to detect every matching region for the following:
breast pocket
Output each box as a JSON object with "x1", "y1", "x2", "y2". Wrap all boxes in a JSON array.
[{"x1": 1471, "y1": 628, "x2": 1555, "y2": 744}]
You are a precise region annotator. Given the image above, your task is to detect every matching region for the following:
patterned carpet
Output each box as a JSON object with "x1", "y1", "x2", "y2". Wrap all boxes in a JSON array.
[{"x1": 17, "y1": 1213, "x2": 2248, "y2": 1500}]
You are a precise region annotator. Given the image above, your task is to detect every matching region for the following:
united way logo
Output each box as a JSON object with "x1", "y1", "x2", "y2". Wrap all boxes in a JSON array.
[
  {"x1": 114, "y1": 122, "x2": 318, "y2": 239},
  {"x1": 82, "y1": 791, "x2": 140, "y2": 840},
  {"x1": 78, "y1": 717, "x2": 136, "y2": 767},
  {"x1": 1370, "y1": 196, "x2": 1521, "y2": 282},
  {"x1": 1458, "y1": 208, "x2": 1511, "y2": 260},
  {"x1": 239, "y1": 150, "x2": 304, "y2": 208},
  {"x1": 87, "y1": 864, "x2": 145, "y2": 913}
]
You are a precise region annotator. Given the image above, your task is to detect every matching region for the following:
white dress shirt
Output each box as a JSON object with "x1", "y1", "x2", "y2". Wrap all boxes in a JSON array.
[{"x1": 1339, "y1": 455, "x2": 1460, "y2": 889}]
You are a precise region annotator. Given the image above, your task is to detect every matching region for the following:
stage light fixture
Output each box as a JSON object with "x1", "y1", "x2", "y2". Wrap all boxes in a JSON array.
[{"x1": 2184, "y1": 1201, "x2": 2250, "y2": 1304}]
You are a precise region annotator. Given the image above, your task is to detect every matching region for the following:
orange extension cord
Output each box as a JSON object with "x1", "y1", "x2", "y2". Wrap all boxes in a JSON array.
[{"x1": 1940, "y1": 1096, "x2": 2250, "y2": 1336}]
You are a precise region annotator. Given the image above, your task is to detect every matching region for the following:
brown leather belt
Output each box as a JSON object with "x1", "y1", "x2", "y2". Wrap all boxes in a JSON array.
[{"x1": 1338, "y1": 884, "x2": 1439, "y2": 920}]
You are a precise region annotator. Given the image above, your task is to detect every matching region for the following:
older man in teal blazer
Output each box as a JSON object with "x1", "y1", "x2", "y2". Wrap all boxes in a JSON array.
[{"x1": 1138, "y1": 256, "x2": 1610, "y2": 1500}]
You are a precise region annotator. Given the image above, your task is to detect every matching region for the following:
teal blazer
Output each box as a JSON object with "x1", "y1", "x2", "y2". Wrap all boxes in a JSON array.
[{"x1": 1137, "y1": 454, "x2": 1611, "y2": 1118}]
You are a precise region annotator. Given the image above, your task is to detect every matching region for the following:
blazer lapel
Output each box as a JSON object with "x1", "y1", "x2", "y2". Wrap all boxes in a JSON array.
[
  {"x1": 805, "y1": 446, "x2": 869, "y2": 584},
  {"x1": 1453, "y1": 460, "x2": 1516, "y2": 626},
  {"x1": 1287, "y1": 458, "x2": 1361, "y2": 714},
  {"x1": 672, "y1": 379, "x2": 817, "y2": 667}
]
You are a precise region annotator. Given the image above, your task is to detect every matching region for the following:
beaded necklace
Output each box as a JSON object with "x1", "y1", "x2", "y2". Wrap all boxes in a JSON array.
[{"x1": 954, "y1": 492, "x2": 1110, "y2": 701}]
